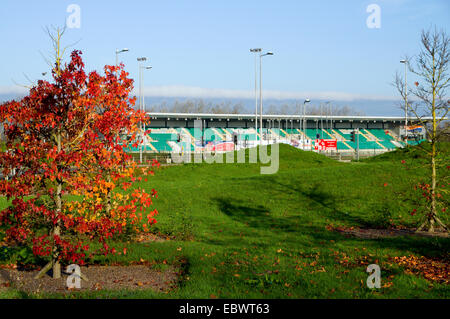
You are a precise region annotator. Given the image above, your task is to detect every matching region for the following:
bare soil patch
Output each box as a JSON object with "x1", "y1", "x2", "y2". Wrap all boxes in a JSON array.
[
  {"x1": 330, "y1": 226, "x2": 449, "y2": 239},
  {"x1": 134, "y1": 232, "x2": 172, "y2": 243},
  {"x1": 0, "y1": 264, "x2": 179, "y2": 295}
]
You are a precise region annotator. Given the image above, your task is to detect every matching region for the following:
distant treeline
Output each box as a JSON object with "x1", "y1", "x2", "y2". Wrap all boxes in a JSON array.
[{"x1": 146, "y1": 99, "x2": 365, "y2": 116}]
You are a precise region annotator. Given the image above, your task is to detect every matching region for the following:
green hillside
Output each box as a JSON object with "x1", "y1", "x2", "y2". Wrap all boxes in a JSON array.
[{"x1": 1, "y1": 144, "x2": 448, "y2": 298}]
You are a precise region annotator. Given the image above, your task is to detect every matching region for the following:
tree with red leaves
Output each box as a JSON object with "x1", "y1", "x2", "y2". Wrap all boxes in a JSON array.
[{"x1": 0, "y1": 30, "x2": 158, "y2": 279}]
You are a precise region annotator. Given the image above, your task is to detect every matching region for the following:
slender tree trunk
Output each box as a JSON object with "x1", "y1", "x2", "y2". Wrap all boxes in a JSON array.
[
  {"x1": 430, "y1": 57, "x2": 437, "y2": 233},
  {"x1": 106, "y1": 173, "x2": 112, "y2": 215},
  {"x1": 418, "y1": 62, "x2": 447, "y2": 233},
  {"x1": 53, "y1": 132, "x2": 62, "y2": 279},
  {"x1": 429, "y1": 145, "x2": 436, "y2": 232}
]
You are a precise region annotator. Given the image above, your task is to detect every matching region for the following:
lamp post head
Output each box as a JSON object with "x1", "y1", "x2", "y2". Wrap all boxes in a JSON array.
[
  {"x1": 261, "y1": 51, "x2": 274, "y2": 57},
  {"x1": 304, "y1": 99, "x2": 310, "y2": 104},
  {"x1": 250, "y1": 48, "x2": 262, "y2": 52},
  {"x1": 400, "y1": 59, "x2": 407, "y2": 64},
  {"x1": 137, "y1": 57, "x2": 147, "y2": 62},
  {"x1": 116, "y1": 48, "x2": 129, "y2": 54}
]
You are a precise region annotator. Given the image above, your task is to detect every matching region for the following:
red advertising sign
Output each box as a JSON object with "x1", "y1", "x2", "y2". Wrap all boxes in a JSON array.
[
  {"x1": 204, "y1": 142, "x2": 235, "y2": 152},
  {"x1": 314, "y1": 139, "x2": 337, "y2": 151}
]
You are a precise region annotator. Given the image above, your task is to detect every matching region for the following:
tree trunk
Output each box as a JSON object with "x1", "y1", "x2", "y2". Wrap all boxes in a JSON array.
[
  {"x1": 53, "y1": 132, "x2": 62, "y2": 279},
  {"x1": 106, "y1": 173, "x2": 112, "y2": 215},
  {"x1": 417, "y1": 60, "x2": 448, "y2": 233},
  {"x1": 429, "y1": 147, "x2": 437, "y2": 233}
]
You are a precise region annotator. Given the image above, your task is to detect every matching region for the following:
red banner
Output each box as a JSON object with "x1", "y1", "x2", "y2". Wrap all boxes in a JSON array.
[{"x1": 314, "y1": 139, "x2": 337, "y2": 151}]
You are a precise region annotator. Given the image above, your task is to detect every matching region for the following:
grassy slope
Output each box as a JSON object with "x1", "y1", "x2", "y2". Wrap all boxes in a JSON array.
[{"x1": 1, "y1": 144, "x2": 449, "y2": 298}]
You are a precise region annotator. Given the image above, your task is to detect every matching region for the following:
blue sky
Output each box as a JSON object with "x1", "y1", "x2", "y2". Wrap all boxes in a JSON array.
[{"x1": 0, "y1": 0, "x2": 449, "y2": 111}]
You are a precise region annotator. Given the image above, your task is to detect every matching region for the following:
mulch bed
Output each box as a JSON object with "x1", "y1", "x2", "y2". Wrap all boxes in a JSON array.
[
  {"x1": 0, "y1": 264, "x2": 179, "y2": 295},
  {"x1": 134, "y1": 232, "x2": 173, "y2": 243},
  {"x1": 0, "y1": 232, "x2": 182, "y2": 295},
  {"x1": 328, "y1": 225, "x2": 449, "y2": 239}
]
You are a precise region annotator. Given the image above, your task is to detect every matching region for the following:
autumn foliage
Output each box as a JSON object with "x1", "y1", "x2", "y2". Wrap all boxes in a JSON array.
[{"x1": 0, "y1": 51, "x2": 158, "y2": 271}]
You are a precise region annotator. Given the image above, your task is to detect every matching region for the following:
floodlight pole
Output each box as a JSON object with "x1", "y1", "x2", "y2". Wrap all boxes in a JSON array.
[
  {"x1": 303, "y1": 99, "x2": 310, "y2": 146},
  {"x1": 325, "y1": 101, "x2": 330, "y2": 132},
  {"x1": 328, "y1": 102, "x2": 332, "y2": 132},
  {"x1": 137, "y1": 57, "x2": 149, "y2": 164},
  {"x1": 259, "y1": 51, "x2": 274, "y2": 146},
  {"x1": 250, "y1": 48, "x2": 262, "y2": 145},
  {"x1": 115, "y1": 48, "x2": 129, "y2": 75},
  {"x1": 259, "y1": 55, "x2": 263, "y2": 145},
  {"x1": 320, "y1": 103, "x2": 323, "y2": 139},
  {"x1": 356, "y1": 128, "x2": 360, "y2": 161},
  {"x1": 141, "y1": 65, "x2": 152, "y2": 162}
]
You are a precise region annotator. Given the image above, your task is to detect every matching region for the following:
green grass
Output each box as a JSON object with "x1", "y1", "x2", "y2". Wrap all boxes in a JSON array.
[{"x1": 1, "y1": 143, "x2": 449, "y2": 298}]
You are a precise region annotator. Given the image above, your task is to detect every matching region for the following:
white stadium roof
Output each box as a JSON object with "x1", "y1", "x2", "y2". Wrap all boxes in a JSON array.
[{"x1": 147, "y1": 112, "x2": 437, "y2": 122}]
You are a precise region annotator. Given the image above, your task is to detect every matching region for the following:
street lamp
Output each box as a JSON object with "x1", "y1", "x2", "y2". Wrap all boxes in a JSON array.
[
  {"x1": 140, "y1": 65, "x2": 152, "y2": 113},
  {"x1": 250, "y1": 48, "x2": 262, "y2": 143},
  {"x1": 320, "y1": 103, "x2": 324, "y2": 138},
  {"x1": 259, "y1": 51, "x2": 274, "y2": 145},
  {"x1": 303, "y1": 99, "x2": 310, "y2": 141},
  {"x1": 400, "y1": 59, "x2": 408, "y2": 146},
  {"x1": 137, "y1": 57, "x2": 151, "y2": 164},
  {"x1": 137, "y1": 57, "x2": 147, "y2": 114},
  {"x1": 325, "y1": 101, "x2": 331, "y2": 132},
  {"x1": 115, "y1": 48, "x2": 129, "y2": 68}
]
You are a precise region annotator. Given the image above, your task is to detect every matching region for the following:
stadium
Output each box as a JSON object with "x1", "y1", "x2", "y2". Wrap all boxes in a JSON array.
[
  {"x1": 0, "y1": 0, "x2": 449, "y2": 306},
  {"x1": 127, "y1": 112, "x2": 428, "y2": 159}
]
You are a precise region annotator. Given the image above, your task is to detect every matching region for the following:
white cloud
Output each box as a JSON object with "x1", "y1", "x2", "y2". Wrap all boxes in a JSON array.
[
  {"x1": 137, "y1": 85, "x2": 395, "y2": 101},
  {"x1": 0, "y1": 85, "x2": 28, "y2": 95},
  {"x1": 0, "y1": 84, "x2": 396, "y2": 102}
]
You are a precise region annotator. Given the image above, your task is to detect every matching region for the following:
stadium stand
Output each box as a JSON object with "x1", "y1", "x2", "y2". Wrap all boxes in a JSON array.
[
  {"x1": 122, "y1": 113, "x2": 430, "y2": 153},
  {"x1": 134, "y1": 127, "x2": 406, "y2": 152}
]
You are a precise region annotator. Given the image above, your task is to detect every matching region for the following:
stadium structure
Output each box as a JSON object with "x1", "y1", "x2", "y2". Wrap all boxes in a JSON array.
[{"x1": 126, "y1": 112, "x2": 428, "y2": 157}]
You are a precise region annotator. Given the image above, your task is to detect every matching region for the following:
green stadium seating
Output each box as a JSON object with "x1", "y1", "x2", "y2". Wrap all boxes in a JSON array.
[
  {"x1": 336, "y1": 129, "x2": 368, "y2": 142},
  {"x1": 379, "y1": 140, "x2": 397, "y2": 149},
  {"x1": 337, "y1": 141, "x2": 350, "y2": 150},
  {"x1": 286, "y1": 128, "x2": 301, "y2": 135},
  {"x1": 366, "y1": 129, "x2": 394, "y2": 141},
  {"x1": 305, "y1": 129, "x2": 321, "y2": 140},
  {"x1": 122, "y1": 126, "x2": 409, "y2": 153}
]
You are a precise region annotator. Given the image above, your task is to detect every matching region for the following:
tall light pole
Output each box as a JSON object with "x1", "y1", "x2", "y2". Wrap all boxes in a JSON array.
[
  {"x1": 116, "y1": 48, "x2": 129, "y2": 69},
  {"x1": 250, "y1": 48, "x2": 262, "y2": 143},
  {"x1": 137, "y1": 57, "x2": 150, "y2": 164},
  {"x1": 400, "y1": 59, "x2": 408, "y2": 146},
  {"x1": 329, "y1": 102, "x2": 333, "y2": 132},
  {"x1": 141, "y1": 65, "x2": 152, "y2": 161},
  {"x1": 259, "y1": 51, "x2": 274, "y2": 145},
  {"x1": 320, "y1": 103, "x2": 323, "y2": 138},
  {"x1": 303, "y1": 99, "x2": 310, "y2": 142},
  {"x1": 325, "y1": 101, "x2": 331, "y2": 132},
  {"x1": 140, "y1": 66, "x2": 152, "y2": 111}
]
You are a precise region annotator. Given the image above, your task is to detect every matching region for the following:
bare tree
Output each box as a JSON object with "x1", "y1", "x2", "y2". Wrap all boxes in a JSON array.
[{"x1": 394, "y1": 26, "x2": 449, "y2": 233}]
